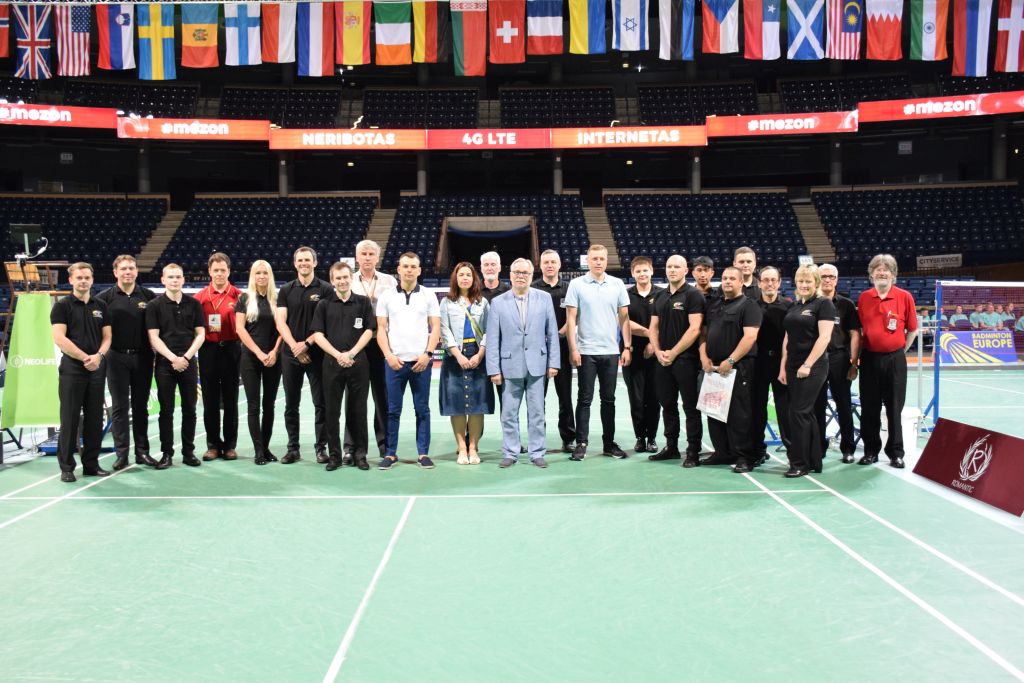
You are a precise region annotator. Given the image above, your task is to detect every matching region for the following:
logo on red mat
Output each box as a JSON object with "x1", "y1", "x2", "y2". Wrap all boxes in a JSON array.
[{"x1": 952, "y1": 434, "x2": 993, "y2": 492}]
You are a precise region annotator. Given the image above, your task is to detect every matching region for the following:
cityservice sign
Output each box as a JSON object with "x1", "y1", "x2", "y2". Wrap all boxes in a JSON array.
[
  {"x1": 0, "y1": 103, "x2": 118, "y2": 129},
  {"x1": 706, "y1": 111, "x2": 859, "y2": 137},
  {"x1": 858, "y1": 91, "x2": 1024, "y2": 123},
  {"x1": 117, "y1": 117, "x2": 270, "y2": 141},
  {"x1": 914, "y1": 418, "x2": 1024, "y2": 516}
]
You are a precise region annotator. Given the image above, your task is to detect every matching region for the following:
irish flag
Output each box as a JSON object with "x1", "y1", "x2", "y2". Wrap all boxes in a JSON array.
[
  {"x1": 910, "y1": 0, "x2": 949, "y2": 59},
  {"x1": 374, "y1": 0, "x2": 412, "y2": 64}
]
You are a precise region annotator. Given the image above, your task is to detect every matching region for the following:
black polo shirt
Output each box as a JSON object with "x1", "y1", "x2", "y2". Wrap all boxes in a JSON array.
[
  {"x1": 705, "y1": 294, "x2": 762, "y2": 363},
  {"x1": 51, "y1": 295, "x2": 109, "y2": 359},
  {"x1": 695, "y1": 285, "x2": 722, "y2": 304},
  {"x1": 827, "y1": 294, "x2": 858, "y2": 353},
  {"x1": 235, "y1": 292, "x2": 279, "y2": 354},
  {"x1": 652, "y1": 283, "x2": 706, "y2": 358},
  {"x1": 756, "y1": 296, "x2": 793, "y2": 360},
  {"x1": 95, "y1": 284, "x2": 157, "y2": 352},
  {"x1": 310, "y1": 291, "x2": 376, "y2": 355},
  {"x1": 784, "y1": 295, "x2": 837, "y2": 365},
  {"x1": 145, "y1": 293, "x2": 204, "y2": 356},
  {"x1": 742, "y1": 281, "x2": 763, "y2": 302},
  {"x1": 531, "y1": 277, "x2": 569, "y2": 329},
  {"x1": 277, "y1": 277, "x2": 334, "y2": 341},
  {"x1": 482, "y1": 282, "x2": 511, "y2": 302},
  {"x1": 626, "y1": 284, "x2": 663, "y2": 339}
]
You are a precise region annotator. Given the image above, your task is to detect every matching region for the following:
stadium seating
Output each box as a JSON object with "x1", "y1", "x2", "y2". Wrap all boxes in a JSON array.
[
  {"x1": 499, "y1": 87, "x2": 615, "y2": 128},
  {"x1": 63, "y1": 80, "x2": 198, "y2": 118},
  {"x1": 158, "y1": 196, "x2": 377, "y2": 279},
  {"x1": 0, "y1": 77, "x2": 39, "y2": 104},
  {"x1": 779, "y1": 75, "x2": 913, "y2": 113},
  {"x1": 838, "y1": 74, "x2": 914, "y2": 109},
  {"x1": 604, "y1": 192, "x2": 806, "y2": 269},
  {"x1": 938, "y1": 73, "x2": 1024, "y2": 96},
  {"x1": 813, "y1": 185, "x2": 1024, "y2": 273},
  {"x1": 281, "y1": 88, "x2": 342, "y2": 128},
  {"x1": 362, "y1": 88, "x2": 478, "y2": 129},
  {"x1": 637, "y1": 82, "x2": 759, "y2": 125},
  {"x1": 219, "y1": 86, "x2": 291, "y2": 125}
]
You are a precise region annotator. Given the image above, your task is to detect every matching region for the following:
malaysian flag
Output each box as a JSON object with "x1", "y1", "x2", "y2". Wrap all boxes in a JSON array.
[
  {"x1": 55, "y1": 5, "x2": 91, "y2": 76},
  {"x1": 14, "y1": 5, "x2": 53, "y2": 80},
  {"x1": 826, "y1": 0, "x2": 862, "y2": 58}
]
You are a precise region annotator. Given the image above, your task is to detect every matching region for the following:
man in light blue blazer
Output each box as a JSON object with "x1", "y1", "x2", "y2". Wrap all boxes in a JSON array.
[{"x1": 486, "y1": 258, "x2": 560, "y2": 468}]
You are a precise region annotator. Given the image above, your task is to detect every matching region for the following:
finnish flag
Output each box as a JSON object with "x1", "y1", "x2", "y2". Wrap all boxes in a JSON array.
[{"x1": 226, "y1": 3, "x2": 263, "y2": 66}]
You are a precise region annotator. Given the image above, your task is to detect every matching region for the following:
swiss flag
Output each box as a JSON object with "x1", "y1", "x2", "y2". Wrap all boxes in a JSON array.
[
  {"x1": 490, "y1": 0, "x2": 526, "y2": 63},
  {"x1": 995, "y1": 0, "x2": 1024, "y2": 71}
]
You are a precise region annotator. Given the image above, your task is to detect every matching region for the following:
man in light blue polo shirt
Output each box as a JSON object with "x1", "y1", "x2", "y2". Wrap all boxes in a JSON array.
[
  {"x1": 565, "y1": 244, "x2": 632, "y2": 461},
  {"x1": 978, "y1": 302, "x2": 1003, "y2": 330}
]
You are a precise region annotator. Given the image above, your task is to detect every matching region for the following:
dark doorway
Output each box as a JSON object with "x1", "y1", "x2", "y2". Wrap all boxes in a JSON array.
[{"x1": 448, "y1": 230, "x2": 532, "y2": 268}]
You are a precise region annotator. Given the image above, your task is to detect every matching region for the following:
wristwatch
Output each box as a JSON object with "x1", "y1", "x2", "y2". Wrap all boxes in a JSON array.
[
  {"x1": 625, "y1": 346, "x2": 633, "y2": 351},
  {"x1": 726, "y1": 357, "x2": 736, "y2": 366}
]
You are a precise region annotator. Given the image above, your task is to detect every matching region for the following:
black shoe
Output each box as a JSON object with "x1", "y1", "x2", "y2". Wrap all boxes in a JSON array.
[
  {"x1": 282, "y1": 451, "x2": 301, "y2": 464},
  {"x1": 569, "y1": 443, "x2": 587, "y2": 461},
  {"x1": 155, "y1": 455, "x2": 172, "y2": 470},
  {"x1": 858, "y1": 454, "x2": 879, "y2": 466},
  {"x1": 841, "y1": 452, "x2": 855, "y2": 464},
  {"x1": 634, "y1": 438, "x2": 646, "y2": 452},
  {"x1": 562, "y1": 442, "x2": 574, "y2": 453},
  {"x1": 60, "y1": 471, "x2": 76, "y2": 483},
  {"x1": 342, "y1": 451, "x2": 354, "y2": 467},
  {"x1": 254, "y1": 452, "x2": 268, "y2": 466},
  {"x1": 355, "y1": 459, "x2": 370, "y2": 471},
  {"x1": 316, "y1": 448, "x2": 329, "y2": 464},
  {"x1": 700, "y1": 452, "x2": 733, "y2": 466},
  {"x1": 83, "y1": 467, "x2": 111, "y2": 477},
  {"x1": 784, "y1": 467, "x2": 808, "y2": 478},
  {"x1": 112, "y1": 455, "x2": 129, "y2": 471},
  {"x1": 648, "y1": 447, "x2": 681, "y2": 461},
  {"x1": 264, "y1": 451, "x2": 278, "y2": 462},
  {"x1": 603, "y1": 443, "x2": 628, "y2": 459},
  {"x1": 136, "y1": 453, "x2": 157, "y2": 467},
  {"x1": 889, "y1": 456, "x2": 905, "y2": 469},
  {"x1": 732, "y1": 460, "x2": 750, "y2": 473},
  {"x1": 326, "y1": 456, "x2": 342, "y2": 471},
  {"x1": 682, "y1": 456, "x2": 701, "y2": 468},
  {"x1": 811, "y1": 465, "x2": 823, "y2": 474},
  {"x1": 647, "y1": 439, "x2": 658, "y2": 453},
  {"x1": 756, "y1": 453, "x2": 770, "y2": 467},
  {"x1": 182, "y1": 454, "x2": 201, "y2": 467}
]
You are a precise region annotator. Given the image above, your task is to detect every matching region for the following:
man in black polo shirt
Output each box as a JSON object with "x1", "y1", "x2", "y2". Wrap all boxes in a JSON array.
[
  {"x1": 623, "y1": 256, "x2": 663, "y2": 453},
  {"x1": 51, "y1": 262, "x2": 112, "y2": 483},
  {"x1": 699, "y1": 266, "x2": 762, "y2": 473},
  {"x1": 815, "y1": 263, "x2": 861, "y2": 463},
  {"x1": 146, "y1": 263, "x2": 206, "y2": 469},
  {"x1": 531, "y1": 248, "x2": 575, "y2": 451},
  {"x1": 311, "y1": 262, "x2": 376, "y2": 471},
  {"x1": 734, "y1": 246, "x2": 762, "y2": 301},
  {"x1": 480, "y1": 251, "x2": 510, "y2": 302},
  {"x1": 96, "y1": 254, "x2": 157, "y2": 471},
  {"x1": 691, "y1": 255, "x2": 721, "y2": 303},
  {"x1": 648, "y1": 254, "x2": 706, "y2": 465},
  {"x1": 748, "y1": 266, "x2": 793, "y2": 467},
  {"x1": 275, "y1": 246, "x2": 334, "y2": 465}
]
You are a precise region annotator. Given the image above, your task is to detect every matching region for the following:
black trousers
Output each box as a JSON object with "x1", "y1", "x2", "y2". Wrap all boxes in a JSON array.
[
  {"x1": 575, "y1": 354, "x2": 619, "y2": 447},
  {"x1": 706, "y1": 360, "x2": 754, "y2": 465},
  {"x1": 56, "y1": 359, "x2": 106, "y2": 473},
  {"x1": 543, "y1": 337, "x2": 575, "y2": 445},
  {"x1": 785, "y1": 357, "x2": 829, "y2": 471},
  {"x1": 239, "y1": 350, "x2": 282, "y2": 457},
  {"x1": 750, "y1": 354, "x2": 791, "y2": 457},
  {"x1": 281, "y1": 348, "x2": 326, "y2": 453},
  {"x1": 622, "y1": 344, "x2": 659, "y2": 441},
  {"x1": 199, "y1": 340, "x2": 240, "y2": 451},
  {"x1": 155, "y1": 357, "x2": 198, "y2": 457},
  {"x1": 106, "y1": 349, "x2": 153, "y2": 458},
  {"x1": 344, "y1": 342, "x2": 386, "y2": 457},
  {"x1": 655, "y1": 354, "x2": 702, "y2": 455},
  {"x1": 325, "y1": 356, "x2": 370, "y2": 461},
  {"x1": 816, "y1": 350, "x2": 855, "y2": 455},
  {"x1": 859, "y1": 349, "x2": 908, "y2": 460}
]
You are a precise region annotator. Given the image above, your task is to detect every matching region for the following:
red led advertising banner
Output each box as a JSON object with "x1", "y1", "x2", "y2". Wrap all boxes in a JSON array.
[
  {"x1": 858, "y1": 91, "x2": 1024, "y2": 123},
  {"x1": 706, "y1": 111, "x2": 859, "y2": 137},
  {"x1": 117, "y1": 117, "x2": 270, "y2": 141},
  {"x1": 426, "y1": 128, "x2": 552, "y2": 150},
  {"x1": 269, "y1": 128, "x2": 428, "y2": 150},
  {"x1": 550, "y1": 125, "x2": 707, "y2": 148},
  {"x1": 0, "y1": 103, "x2": 117, "y2": 129}
]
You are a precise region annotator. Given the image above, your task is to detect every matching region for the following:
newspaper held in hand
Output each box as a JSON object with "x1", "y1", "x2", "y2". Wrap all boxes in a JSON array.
[{"x1": 696, "y1": 370, "x2": 737, "y2": 423}]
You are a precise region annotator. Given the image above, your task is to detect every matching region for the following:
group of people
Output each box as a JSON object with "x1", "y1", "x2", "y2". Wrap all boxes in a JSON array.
[
  {"x1": 943, "y1": 302, "x2": 1023, "y2": 330},
  {"x1": 50, "y1": 241, "x2": 917, "y2": 482}
]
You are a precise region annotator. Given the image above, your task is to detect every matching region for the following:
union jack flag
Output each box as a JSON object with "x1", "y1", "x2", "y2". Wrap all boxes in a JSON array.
[
  {"x1": 14, "y1": 5, "x2": 54, "y2": 80},
  {"x1": 55, "y1": 5, "x2": 91, "y2": 76}
]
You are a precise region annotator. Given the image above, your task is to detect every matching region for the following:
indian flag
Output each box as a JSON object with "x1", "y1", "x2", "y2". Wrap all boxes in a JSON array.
[
  {"x1": 374, "y1": 0, "x2": 412, "y2": 65},
  {"x1": 910, "y1": 0, "x2": 949, "y2": 59}
]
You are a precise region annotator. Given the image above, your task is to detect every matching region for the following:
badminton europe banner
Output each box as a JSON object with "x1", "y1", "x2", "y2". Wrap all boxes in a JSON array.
[
  {"x1": 914, "y1": 418, "x2": 1024, "y2": 516},
  {"x1": 936, "y1": 330, "x2": 1019, "y2": 365},
  {"x1": 1, "y1": 293, "x2": 60, "y2": 428}
]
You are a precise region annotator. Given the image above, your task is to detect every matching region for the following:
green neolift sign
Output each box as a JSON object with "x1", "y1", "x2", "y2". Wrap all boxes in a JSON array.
[{"x1": 2, "y1": 293, "x2": 60, "y2": 428}]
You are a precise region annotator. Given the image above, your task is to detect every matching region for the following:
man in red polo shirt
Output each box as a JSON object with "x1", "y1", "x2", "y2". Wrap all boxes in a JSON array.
[
  {"x1": 856, "y1": 254, "x2": 917, "y2": 469},
  {"x1": 196, "y1": 252, "x2": 242, "y2": 461}
]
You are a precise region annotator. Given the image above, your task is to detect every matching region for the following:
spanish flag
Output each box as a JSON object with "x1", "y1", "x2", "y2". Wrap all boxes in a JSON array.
[
  {"x1": 569, "y1": 0, "x2": 607, "y2": 53},
  {"x1": 181, "y1": 3, "x2": 220, "y2": 68},
  {"x1": 413, "y1": 0, "x2": 451, "y2": 62},
  {"x1": 336, "y1": 1, "x2": 372, "y2": 64},
  {"x1": 137, "y1": 4, "x2": 176, "y2": 80}
]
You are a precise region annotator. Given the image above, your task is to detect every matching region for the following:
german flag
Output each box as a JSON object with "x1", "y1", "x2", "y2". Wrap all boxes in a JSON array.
[{"x1": 413, "y1": 0, "x2": 451, "y2": 62}]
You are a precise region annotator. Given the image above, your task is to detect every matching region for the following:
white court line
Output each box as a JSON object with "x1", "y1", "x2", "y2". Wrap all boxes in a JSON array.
[
  {"x1": 0, "y1": 464, "x2": 136, "y2": 531},
  {"x1": 743, "y1": 473, "x2": 1024, "y2": 681},
  {"x1": 322, "y1": 496, "x2": 417, "y2": 683},
  {"x1": 942, "y1": 377, "x2": 1024, "y2": 397}
]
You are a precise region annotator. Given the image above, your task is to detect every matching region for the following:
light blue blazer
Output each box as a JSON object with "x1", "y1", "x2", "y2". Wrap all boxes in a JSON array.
[{"x1": 485, "y1": 288, "x2": 560, "y2": 379}]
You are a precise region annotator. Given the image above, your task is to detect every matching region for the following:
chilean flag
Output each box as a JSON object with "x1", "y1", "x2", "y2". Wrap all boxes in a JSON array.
[
  {"x1": 527, "y1": 0, "x2": 563, "y2": 53},
  {"x1": 995, "y1": 0, "x2": 1024, "y2": 71},
  {"x1": 97, "y1": 4, "x2": 135, "y2": 70},
  {"x1": 744, "y1": 0, "x2": 781, "y2": 58},
  {"x1": 263, "y1": 2, "x2": 297, "y2": 63},
  {"x1": 703, "y1": 0, "x2": 740, "y2": 52},
  {"x1": 953, "y1": 0, "x2": 993, "y2": 75},
  {"x1": 297, "y1": 1, "x2": 335, "y2": 76}
]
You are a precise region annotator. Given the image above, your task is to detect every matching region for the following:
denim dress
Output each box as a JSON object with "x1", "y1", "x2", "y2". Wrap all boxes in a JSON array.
[{"x1": 439, "y1": 298, "x2": 495, "y2": 416}]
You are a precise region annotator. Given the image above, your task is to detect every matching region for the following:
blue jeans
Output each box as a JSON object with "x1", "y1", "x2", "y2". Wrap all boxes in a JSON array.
[{"x1": 384, "y1": 360, "x2": 432, "y2": 456}]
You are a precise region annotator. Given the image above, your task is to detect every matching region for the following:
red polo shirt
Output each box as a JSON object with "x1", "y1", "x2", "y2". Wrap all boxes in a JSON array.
[
  {"x1": 857, "y1": 285, "x2": 917, "y2": 353},
  {"x1": 195, "y1": 283, "x2": 241, "y2": 342}
]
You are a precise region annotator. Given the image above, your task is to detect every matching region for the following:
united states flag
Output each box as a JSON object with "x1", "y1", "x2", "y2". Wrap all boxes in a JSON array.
[{"x1": 55, "y1": 5, "x2": 91, "y2": 76}]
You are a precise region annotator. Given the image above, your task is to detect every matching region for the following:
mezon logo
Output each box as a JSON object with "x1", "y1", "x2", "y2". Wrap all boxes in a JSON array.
[
  {"x1": 10, "y1": 355, "x2": 58, "y2": 369},
  {"x1": 951, "y1": 434, "x2": 993, "y2": 493},
  {"x1": 747, "y1": 117, "x2": 818, "y2": 132},
  {"x1": 0, "y1": 106, "x2": 72, "y2": 123},
  {"x1": 902, "y1": 99, "x2": 978, "y2": 116},
  {"x1": 160, "y1": 121, "x2": 231, "y2": 136}
]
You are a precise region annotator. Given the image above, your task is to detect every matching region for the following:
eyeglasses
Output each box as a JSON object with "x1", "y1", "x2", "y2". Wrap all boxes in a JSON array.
[
  {"x1": 511, "y1": 270, "x2": 532, "y2": 276},
  {"x1": 820, "y1": 275, "x2": 837, "y2": 280}
]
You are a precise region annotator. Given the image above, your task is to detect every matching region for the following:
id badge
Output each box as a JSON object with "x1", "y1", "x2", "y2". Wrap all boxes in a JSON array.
[
  {"x1": 886, "y1": 317, "x2": 897, "y2": 332},
  {"x1": 208, "y1": 313, "x2": 222, "y2": 332},
  {"x1": 354, "y1": 317, "x2": 363, "y2": 329}
]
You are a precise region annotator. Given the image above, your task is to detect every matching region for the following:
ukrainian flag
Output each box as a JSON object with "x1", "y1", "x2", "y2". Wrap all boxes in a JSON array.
[
  {"x1": 569, "y1": 0, "x2": 607, "y2": 54},
  {"x1": 137, "y1": 4, "x2": 176, "y2": 80}
]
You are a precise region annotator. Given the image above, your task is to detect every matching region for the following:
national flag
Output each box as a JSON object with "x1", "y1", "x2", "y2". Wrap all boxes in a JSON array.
[
  {"x1": 55, "y1": 6, "x2": 90, "y2": 76},
  {"x1": 97, "y1": 4, "x2": 135, "y2": 70},
  {"x1": 659, "y1": 0, "x2": 695, "y2": 59},
  {"x1": 826, "y1": 0, "x2": 862, "y2": 58},
  {"x1": 866, "y1": 0, "x2": 903, "y2": 58},
  {"x1": 953, "y1": 0, "x2": 993, "y2": 75},
  {"x1": 788, "y1": 0, "x2": 826, "y2": 58},
  {"x1": 613, "y1": 0, "x2": 649, "y2": 51},
  {"x1": 0, "y1": 6, "x2": 11, "y2": 59},
  {"x1": 910, "y1": 0, "x2": 949, "y2": 59},
  {"x1": 338, "y1": 0, "x2": 372, "y2": 65},
  {"x1": 744, "y1": 0, "x2": 781, "y2": 59},
  {"x1": 263, "y1": 2, "x2": 297, "y2": 63},
  {"x1": 413, "y1": 0, "x2": 451, "y2": 61},
  {"x1": 226, "y1": 3, "x2": 262, "y2": 66},
  {"x1": 703, "y1": 0, "x2": 739, "y2": 53},
  {"x1": 452, "y1": 0, "x2": 487, "y2": 75},
  {"x1": 181, "y1": 3, "x2": 219, "y2": 68},
  {"x1": 569, "y1": 0, "x2": 606, "y2": 53},
  {"x1": 137, "y1": 4, "x2": 176, "y2": 80},
  {"x1": 14, "y1": 4, "x2": 53, "y2": 80},
  {"x1": 374, "y1": 0, "x2": 411, "y2": 65},
  {"x1": 297, "y1": 1, "x2": 335, "y2": 76},
  {"x1": 527, "y1": 0, "x2": 563, "y2": 53},
  {"x1": 491, "y1": 0, "x2": 526, "y2": 62},
  {"x1": 995, "y1": 0, "x2": 1024, "y2": 71}
]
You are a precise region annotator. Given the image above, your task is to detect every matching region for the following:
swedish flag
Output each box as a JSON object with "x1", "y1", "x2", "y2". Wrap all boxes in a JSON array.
[
  {"x1": 137, "y1": 4, "x2": 176, "y2": 80},
  {"x1": 569, "y1": 0, "x2": 607, "y2": 54}
]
